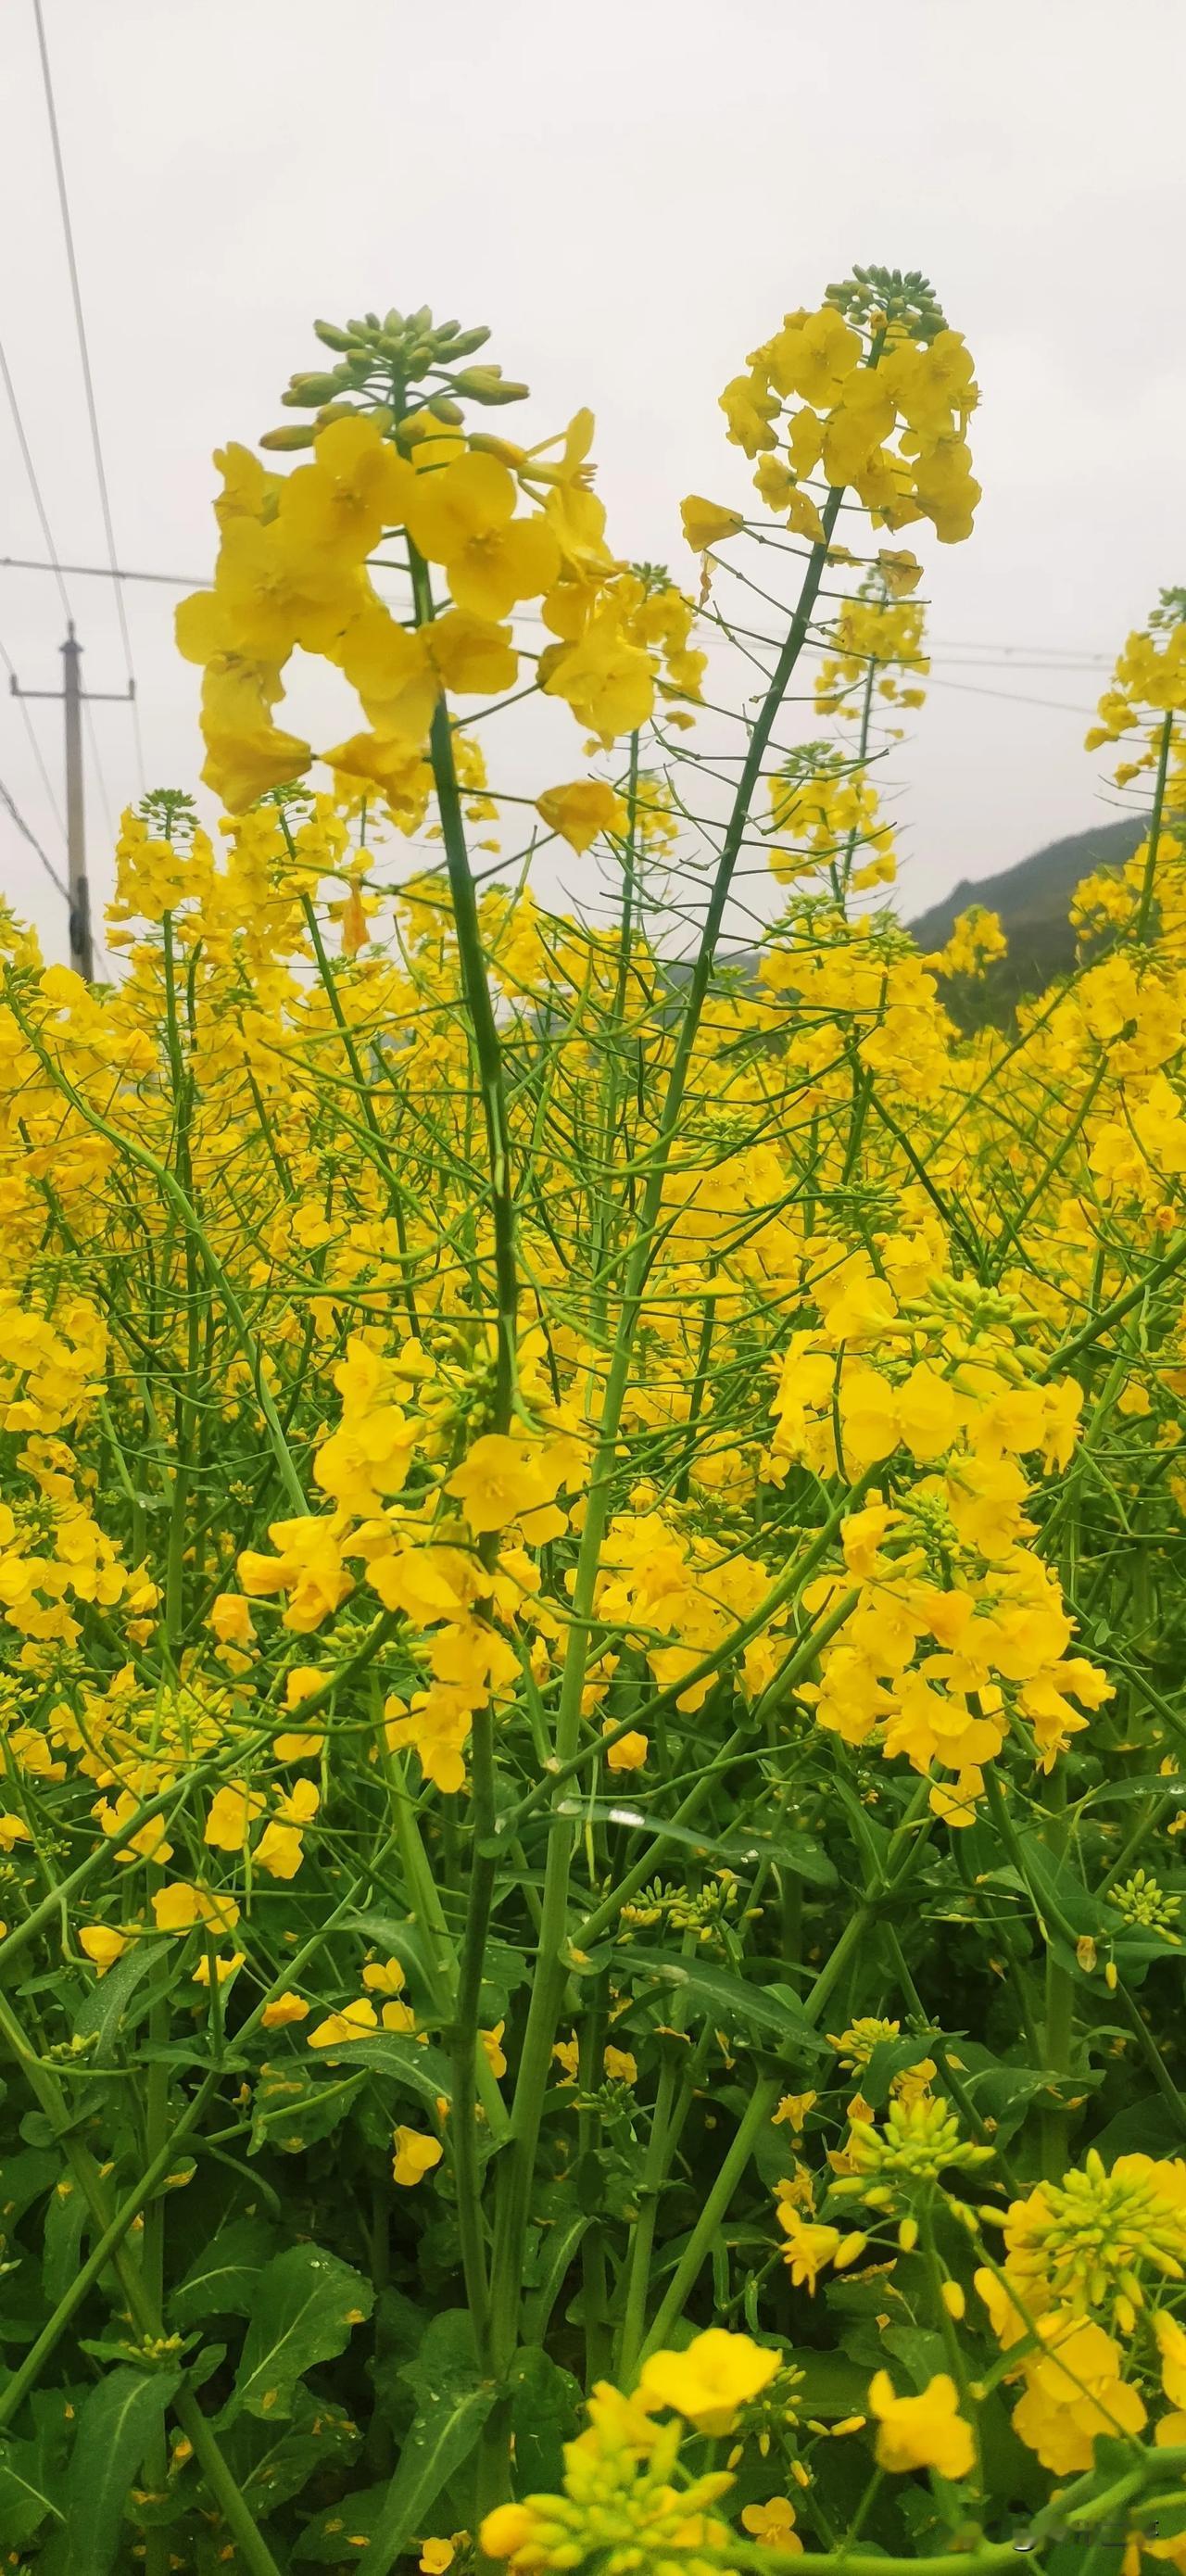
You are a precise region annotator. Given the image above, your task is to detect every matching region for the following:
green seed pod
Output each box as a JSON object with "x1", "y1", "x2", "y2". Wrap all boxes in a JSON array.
[{"x1": 259, "y1": 423, "x2": 318, "y2": 449}]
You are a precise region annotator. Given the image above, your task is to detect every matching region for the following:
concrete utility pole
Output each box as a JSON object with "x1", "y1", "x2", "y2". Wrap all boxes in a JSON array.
[{"x1": 9, "y1": 622, "x2": 134, "y2": 981}]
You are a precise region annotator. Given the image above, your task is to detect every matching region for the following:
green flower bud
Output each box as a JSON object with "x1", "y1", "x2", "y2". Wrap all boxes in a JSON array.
[
  {"x1": 451, "y1": 367, "x2": 529, "y2": 405},
  {"x1": 283, "y1": 371, "x2": 343, "y2": 407},
  {"x1": 259, "y1": 423, "x2": 318, "y2": 450}
]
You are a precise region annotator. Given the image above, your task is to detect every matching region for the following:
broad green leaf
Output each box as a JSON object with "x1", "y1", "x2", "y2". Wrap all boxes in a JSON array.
[
  {"x1": 508, "y1": 2347, "x2": 582, "y2": 2493},
  {"x1": 1016, "y1": 1832, "x2": 1103, "y2": 1939},
  {"x1": 397, "y1": 2307, "x2": 479, "y2": 2386},
  {"x1": 861, "y1": 2033, "x2": 937, "y2": 2108},
  {"x1": 341, "y1": 1913, "x2": 448, "y2": 1990},
  {"x1": 0, "y1": 2147, "x2": 61, "y2": 2224},
  {"x1": 346, "y1": 2380, "x2": 495, "y2": 2576},
  {"x1": 1086, "y1": 1774, "x2": 1186, "y2": 1807},
  {"x1": 169, "y1": 2215, "x2": 279, "y2": 2326},
  {"x1": 225, "y1": 2387, "x2": 362, "y2": 2521},
  {"x1": 318, "y1": 2030, "x2": 454, "y2": 2111},
  {"x1": 40, "y1": 2365, "x2": 180, "y2": 2576},
  {"x1": 223, "y1": 2243, "x2": 374, "y2": 2424},
  {"x1": 293, "y1": 2480, "x2": 391, "y2": 2562},
  {"x1": 0, "y1": 2434, "x2": 64, "y2": 2547},
  {"x1": 1091, "y1": 2093, "x2": 1186, "y2": 2162},
  {"x1": 550, "y1": 1802, "x2": 839, "y2": 1888},
  {"x1": 249, "y1": 2065, "x2": 367, "y2": 2155},
  {"x1": 43, "y1": 2173, "x2": 88, "y2": 2306},
  {"x1": 615, "y1": 1948, "x2": 831, "y2": 2052},
  {"x1": 788, "y1": 2348, "x2": 869, "y2": 2417},
  {"x1": 70, "y1": 1945, "x2": 160, "y2": 2053}
]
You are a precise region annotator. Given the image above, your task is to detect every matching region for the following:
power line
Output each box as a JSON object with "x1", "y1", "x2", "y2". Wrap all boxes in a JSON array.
[
  {"x1": 0, "y1": 628, "x2": 67, "y2": 838},
  {"x1": 927, "y1": 675, "x2": 1095, "y2": 715},
  {"x1": 0, "y1": 768, "x2": 68, "y2": 901},
  {"x1": 0, "y1": 550, "x2": 1116, "y2": 713},
  {"x1": 0, "y1": 347, "x2": 71, "y2": 621},
  {"x1": 0, "y1": 551, "x2": 203, "y2": 588},
  {"x1": 0, "y1": 556, "x2": 1121, "y2": 667},
  {"x1": 30, "y1": 0, "x2": 145, "y2": 790}
]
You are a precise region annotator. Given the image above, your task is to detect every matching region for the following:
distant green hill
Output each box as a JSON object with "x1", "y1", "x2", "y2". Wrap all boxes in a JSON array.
[{"x1": 909, "y1": 811, "x2": 1147, "y2": 1017}]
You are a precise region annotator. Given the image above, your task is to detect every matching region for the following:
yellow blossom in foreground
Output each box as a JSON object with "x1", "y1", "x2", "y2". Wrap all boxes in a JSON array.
[
  {"x1": 79, "y1": 1925, "x2": 132, "y2": 1975},
  {"x1": 260, "y1": 1990, "x2": 309, "y2": 2029},
  {"x1": 868, "y1": 2370, "x2": 975, "y2": 2478},
  {"x1": 308, "y1": 1999, "x2": 379, "y2": 2049},
  {"x1": 152, "y1": 1882, "x2": 240, "y2": 1938},
  {"x1": 742, "y1": 2496, "x2": 803, "y2": 2550},
  {"x1": 393, "y1": 2127, "x2": 444, "y2": 2187},
  {"x1": 536, "y1": 779, "x2": 627, "y2": 853},
  {"x1": 605, "y1": 1727, "x2": 648, "y2": 1773},
  {"x1": 680, "y1": 496, "x2": 745, "y2": 552},
  {"x1": 638, "y1": 2328, "x2": 780, "y2": 2434}
]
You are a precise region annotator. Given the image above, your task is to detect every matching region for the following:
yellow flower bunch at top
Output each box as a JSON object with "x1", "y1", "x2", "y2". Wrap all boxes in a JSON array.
[{"x1": 719, "y1": 265, "x2": 980, "y2": 545}]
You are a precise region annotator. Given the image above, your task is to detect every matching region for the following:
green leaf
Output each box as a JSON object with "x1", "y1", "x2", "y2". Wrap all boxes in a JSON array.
[
  {"x1": 43, "y1": 2173, "x2": 88, "y2": 2306},
  {"x1": 1016, "y1": 1832, "x2": 1102, "y2": 1939},
  {"x1": 550, "y1": 1802, "x2": 839, "y2": 1888},
  {"x1": 0, "y1": 2433, "x2": 65, "y2": 2547},
  {"x1": 225, "y1": 2387, "x2": 362, "y2": 2521},
  {"x1": 300, "y1": 2310, "x2": 495, "y2": 2574},
  {"x1": 41, "y1": 2365, "x2": 180, "y2": 2576},
  {"x1": 788, "y1": 2348, "x2": 869, "y2": 2418},
  {"x1": 860, "y1": 2033, "x2": 937, "y2": 2108},
  {"x1": 70, "y1": 1945, "x2": 160, "y2": 2053},
  {"x1": 508, "y1": 2348, "x2": 582, "y2": 2493},
  {"x1": 293, "y1": 2480, "x2": 391, "y2": 2562},
  {"x1": 343, "y1": 2380, "x2": 495, "y2": 2576},
  {"x1": 341, "y1": 1913, "x2": 448, "y2": 1990},
  {"x1": 249, "y1": 2065, "x2": 367, "y2": 2155},
  {"x1": 170, "y1": 2215, "x2": 279, "y2": 2327},
  {"x1": 222, "y1": 2243, "x2": 374, "y2": 2425},
  {"x1": 1091, "y1": 2093, "x2": 1186, "y2": 2161},
  {"x1": 1086, "y1": 1774, "x2": 1186, "y2": 1807},
  {"x1": 317, "y1": 2030, "x2": 454, "y2": 2112},
  {"x1": 0, "y1": 2146, "x2": 60, "y2": 2224},
  {"x1": 615, "y1": 1948, "x2": 831, "y2": 2052}
]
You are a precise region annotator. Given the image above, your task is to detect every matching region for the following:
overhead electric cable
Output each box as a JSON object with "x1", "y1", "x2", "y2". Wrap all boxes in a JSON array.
[
  {"x1": 30, "y1": 0, "x2": 145, "y2": 788},
  {"x1": 0, "y1": 628, "x2": 67, "y2": 839},
  {"x1": 0, "y1": 768, "x2": 68, "y2": 900}
]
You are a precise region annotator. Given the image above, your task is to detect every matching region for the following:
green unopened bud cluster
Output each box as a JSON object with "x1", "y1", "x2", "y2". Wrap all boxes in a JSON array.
[
  {"x1": 260, "y1": 304, "x2": 529, "y2": 450},
  {"x1": 826, "y1": 265, "x2": 949, "y2": 345}
]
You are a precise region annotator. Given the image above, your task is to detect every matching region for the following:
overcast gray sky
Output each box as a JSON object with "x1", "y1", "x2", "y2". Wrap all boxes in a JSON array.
[{"x1": 1, "y1": 0, "x2": 1183, "y2": 963}]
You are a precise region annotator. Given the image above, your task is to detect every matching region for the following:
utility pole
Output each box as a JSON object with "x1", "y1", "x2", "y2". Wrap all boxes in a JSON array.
[{"x1": 9, "y1": 622, "x2": 134, "y2": 981}]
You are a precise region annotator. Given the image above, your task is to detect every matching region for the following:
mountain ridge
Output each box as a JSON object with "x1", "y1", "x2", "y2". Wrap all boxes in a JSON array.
[{"x1": 908, "y1": 809, "x2": 1146, "y2": 981}]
